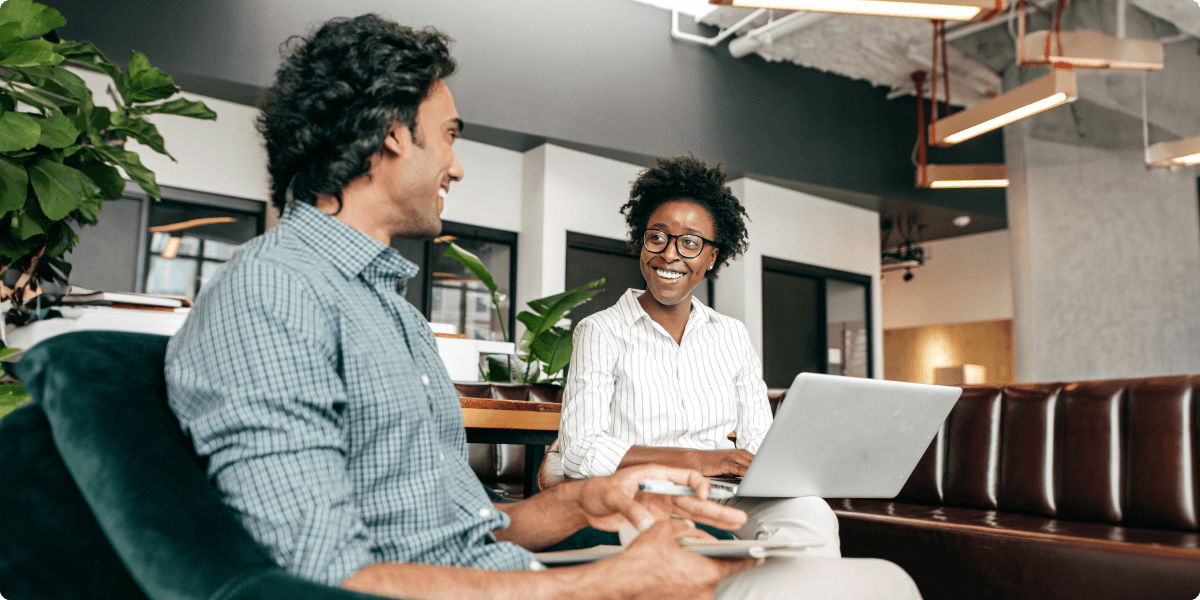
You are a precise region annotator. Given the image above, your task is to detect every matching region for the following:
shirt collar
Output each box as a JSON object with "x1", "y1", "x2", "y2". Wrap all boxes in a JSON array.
[
  {"x1": 616, "y1": 288, "x2": 712, "y2": 331},
  {"x1": 283, "y1": 201, "x2": 419, "y2": 281}
]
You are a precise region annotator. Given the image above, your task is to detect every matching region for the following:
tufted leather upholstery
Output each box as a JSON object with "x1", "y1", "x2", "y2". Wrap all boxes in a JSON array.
[
  {"x1": 457, "y1": 382, "x2": 563, "y2": 486},
  {"x1": 838, "y1": 374, "x2": 1200, "y2": 600}
]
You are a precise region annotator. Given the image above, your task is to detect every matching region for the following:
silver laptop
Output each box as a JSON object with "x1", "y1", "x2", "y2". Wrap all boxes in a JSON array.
[{"x1": 709, "y1": 373, "x2": 961, "y2": 498}]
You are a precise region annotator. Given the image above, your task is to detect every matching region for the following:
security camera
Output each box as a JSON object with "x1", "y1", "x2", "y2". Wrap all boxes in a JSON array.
[{"x1": 903, "y1": 268, "x2": 914, "y2": 282}]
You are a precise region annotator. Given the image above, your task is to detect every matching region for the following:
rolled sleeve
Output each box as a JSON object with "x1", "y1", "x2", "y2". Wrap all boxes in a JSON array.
[
  {"x1": 166, "y1": 262, "x2": 374, "y2": 586},
  {"x1": 558, "y1": 319, "x2": 633, "y2": 478},
  {"x1": 731, "y1": 322, "x2": 773, "y2": 454}
]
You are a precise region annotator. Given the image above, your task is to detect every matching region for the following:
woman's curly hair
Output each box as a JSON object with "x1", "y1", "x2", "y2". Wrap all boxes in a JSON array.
[
  {"x1": 620, "y1": 155, "x2": 749, "y2": 279},
  {"x1": 258, "y1": 15, "x2": 456, "y2": 214}
]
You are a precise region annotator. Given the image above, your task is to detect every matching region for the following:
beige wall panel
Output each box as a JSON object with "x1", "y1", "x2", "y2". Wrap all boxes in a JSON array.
[{"x1": 884, "y1": 319, "x2": 1014, "y2": 385}]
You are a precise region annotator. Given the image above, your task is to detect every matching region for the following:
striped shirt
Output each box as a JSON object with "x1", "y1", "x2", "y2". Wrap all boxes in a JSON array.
[
  {"x1": 559, "y1": 289, "x2": 773, "y2": 479},
  {"x1": 165, "y1": 202, "x2": 536, "y2": 587}
]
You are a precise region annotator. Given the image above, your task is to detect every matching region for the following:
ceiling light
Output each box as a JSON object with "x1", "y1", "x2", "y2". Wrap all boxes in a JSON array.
[
  {"x1": 1022, "y1": 30, "x2": 1163, "y2": 71},
  {"x1": 917, "y1": 164, "x2": 1009, "y2": 188},
  {"x1": 161, "y1": 237, "x2": 182, "y2": 260},
  {"x1": 952, "y1": 215, "x2": 972, "y2": 227},
  {"x1": 1145, "y1": 136, "x2": 1200, "y2": 168},
  {"x1": 930, "y1": 68, "x2": 1077, "y2": 147},
  {"x1": 709, "y1": 0, "x2": 1007, "y2": 21}
]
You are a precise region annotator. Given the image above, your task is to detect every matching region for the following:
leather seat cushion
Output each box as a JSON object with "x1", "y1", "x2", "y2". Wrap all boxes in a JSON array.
[{"x1": 833, "y1": 499, "x2": 1200, "y2": 600}]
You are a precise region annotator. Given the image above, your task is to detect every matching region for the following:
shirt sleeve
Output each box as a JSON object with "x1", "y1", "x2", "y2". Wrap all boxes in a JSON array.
[
  {"x1": 558, "y1": 318, "x2": 633, "y2": 479},
  {"x1": 731, "y1": 321, "x2": 773, "y2": 454},
  {"x1": 165, "y1": 261, "x2": 375, "y2": 587}
]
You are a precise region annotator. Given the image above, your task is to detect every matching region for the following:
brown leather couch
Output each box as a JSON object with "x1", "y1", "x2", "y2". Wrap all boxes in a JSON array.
[
  {"x1": 456, "y1": 382, "x2": 562, "y2": 496},
  {"x1": 834, "y1": 375, "x2": 1200, "y2": 600}
]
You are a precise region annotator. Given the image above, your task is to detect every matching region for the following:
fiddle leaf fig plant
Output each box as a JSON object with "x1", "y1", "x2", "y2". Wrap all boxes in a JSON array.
[
  {"x1": 443, "y1": 242, "x2": 603, "y2": 384},
  {"x1": 0, "y1": 0, "x2": 216, "y2": 315}
]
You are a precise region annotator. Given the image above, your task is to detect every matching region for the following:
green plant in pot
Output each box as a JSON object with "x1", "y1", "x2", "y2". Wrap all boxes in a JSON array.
[
  {"x1": 0, "y1": 0, "x2": 216, "y2": 416},
  {"x1": 443, "y1": 243, "x2": 603, "y2": 385}
]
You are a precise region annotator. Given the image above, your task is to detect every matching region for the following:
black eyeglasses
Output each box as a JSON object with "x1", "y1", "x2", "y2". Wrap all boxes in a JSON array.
[{"x1": 642, "y1": 229, "x2": 716, "y2": 259}]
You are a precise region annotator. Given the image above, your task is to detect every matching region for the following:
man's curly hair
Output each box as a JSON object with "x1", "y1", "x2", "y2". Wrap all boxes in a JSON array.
[
  {"x1": 257, "y1": 15, "x2": 456, "y2": 214},
  {"x1": 620, "y1": 155, "x2": 749, "y2": 279}
]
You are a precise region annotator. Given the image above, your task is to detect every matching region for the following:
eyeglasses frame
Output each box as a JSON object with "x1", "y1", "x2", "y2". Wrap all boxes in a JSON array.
[{"x1": 642, "y1": 228, "x2": 718, "y2": 259}]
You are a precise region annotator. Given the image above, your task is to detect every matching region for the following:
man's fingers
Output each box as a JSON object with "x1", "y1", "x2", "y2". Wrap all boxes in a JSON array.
[
  {"x1": 669, "y1": 496, "x2": 748, "y2": 530},
  {"x1": 609, "y1": 489, "x2": 659, "y2": 531}
]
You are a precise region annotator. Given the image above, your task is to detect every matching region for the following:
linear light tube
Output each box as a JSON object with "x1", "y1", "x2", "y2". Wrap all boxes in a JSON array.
[
  {"x1": 1145, "y1": 136, "x2": 1200, "y2": 168},
  {"x1": 917, "y1": 164, "x2": 1009, "y2": 188},
  {"x1": 709, "y1": 0, "x2": 1006, "y2": 21},
  {"x1": 1022, "y1": 30, "x2": 1164, "y2": 71},
  {"x1": 931, "y1": 69, "x2": 1077, "y2": 147}
]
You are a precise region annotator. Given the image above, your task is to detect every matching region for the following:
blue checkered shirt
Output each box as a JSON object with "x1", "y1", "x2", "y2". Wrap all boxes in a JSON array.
[{"x1": 165, "y1": 202, "x2": 537, "y2": 586}]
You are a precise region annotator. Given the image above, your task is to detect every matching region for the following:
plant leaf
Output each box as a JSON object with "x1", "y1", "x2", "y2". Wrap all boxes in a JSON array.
[
  {"x1": 129, "y1": 97, "x2": 216, "y2": 120},
  {"x1": 87, "y1": 106, "x2": 111, "y2": 132},
  {"x1": 0, "y1": 39, "x2": 62, "y2": 67},
  {"x1": 3, "y1": 85, "x2": 66, "y2": 112},
  {"x1": 78, "y1": 161, "x2": 123, "y2": 200},
  {"x1": 0, "y1": 111, "x2": 39, "y2": 151},
  {"x1": 91, "y1": 145, "x2": 158, "y2": 199},
  {"x1": 484, "y1": 356, "x2": 513, "y2": 383},
  {"x1": 126, "y1": 51, "x2": 178, "y2": 103},
  {"x1": 532, "y1": 326, "x2": 573, "y2": 378},
  {"x1": 0, "y1": 0, "x2": 65, "y2": 41},
  {"x1": 14, "y1": 210, "x2": 42, "y2": 239},
  {"x1": 15, "y1": 64, "x2": 91, "y2": 104},
  {"x1": 0, "y1": 346, "x2": 21, "y2": 360},
  {"x1": 56, "y1": 41, "x2": 130, "y2": 104},
  {"x1": 0, "y1": 157, "x2": 28, "y2": 211},
  {"x1": 443, "y1": 242, "x2": 497, "y2": 294},
  {"x1": 110, "y1": 113, "x2": 170, "y2": 158},
  {"x1": 35, "y1": 111, "x2": 78, "y2": 148},
  {"x1": 522, "y1": 278, "x2": 605, "y2": 339},
  {"x1": 29, "y1": 158, "x2": 97, "y2": 220},
  {"x1": 0, "y1": 23, "x2": 22, "y2": 46}
]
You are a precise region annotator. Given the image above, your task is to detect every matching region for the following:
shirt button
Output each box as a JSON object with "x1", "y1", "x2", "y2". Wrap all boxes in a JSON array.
[
  {"x1": 421, "y1": 374, "x2": 430, "y2": 386},
  {"x1": 479, "y1": 508, "x2": 492, "y2": 518},
  {"x1": 439, "y1": 452, "x2": 445, "y2": 461}
]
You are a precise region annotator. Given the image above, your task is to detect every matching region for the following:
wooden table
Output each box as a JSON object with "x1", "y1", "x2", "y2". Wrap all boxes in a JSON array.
[{"x1": 460, "y1": 397, "x2": 561, "y2": 497}]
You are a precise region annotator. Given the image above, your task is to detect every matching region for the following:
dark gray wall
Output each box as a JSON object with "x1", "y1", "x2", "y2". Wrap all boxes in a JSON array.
[
  {"x1": 67, "y1": 197, "x2": 142, "y2": 293},
  {"x1": 48, "y1": 0, "x2": 1006, "y2": 218}
]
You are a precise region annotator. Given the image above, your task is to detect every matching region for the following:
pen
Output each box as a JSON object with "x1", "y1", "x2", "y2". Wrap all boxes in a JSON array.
[{"x1": 638, "y1": 479, "x2": 735, "y2": 501}]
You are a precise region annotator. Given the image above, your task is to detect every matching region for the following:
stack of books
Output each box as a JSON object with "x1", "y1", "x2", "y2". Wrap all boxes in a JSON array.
[
  {"x1": 60, "y1": 287, "x2": 192, "y2": 313},
  {"x1": 4, "y1": 288, "x2": 193, "y2": 358}
]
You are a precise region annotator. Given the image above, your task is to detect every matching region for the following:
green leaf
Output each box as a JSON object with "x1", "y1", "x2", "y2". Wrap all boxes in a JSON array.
[
  {"x1": 0, "y1": 0, "x2": 65, "y2": 41},
  {"x1": 3, "y1": 85, "x2": 66, "y2": 112},
  {"x1": 484, "y1": 356, "x2": 513, "y2": 383},
  {"x1": 35, "y1": 111, "x2": 78, "y2": 148},
  {"x1": 92, "y1": 145, "x2": 158, "y2": 199},
  {"x1": 443, "y1": 243, "x2": 497, "y2": 294},
  {"x1": 0, "y1": 346, "x2": 21, "y2": 360},
  {"x1": 75, "y1": 193, "x2": 100, "y2": 224},
  {"x1": 45, "y1": 219, "x2": 76, "y2": 256},
  {"x1": 522, "y1": 278, "x2": 605, "y2": 338},
  {"x1": 0, "y1": 23, "x2": 22, "y2": 46},
  {"x1": 129, "y1": 97, "x2": 216, "y2": 120},
  {"x1": 87, "y1": 106, "x2": 111, "y2": 132},
  {"x1": 0, "y1": 110, "x2": 39, "y2": 151},
  {"x1": 0, "y1": 157, "x2": 28, "y2": 211},
  {"x1": 14, "y1": 210, "x2": 42, "y2": 238},
  {"x1": 29, "y1": 158, "x2": 97, "y2": 219},
  {"x1": 78, "y1": 162, "x2": 123, "y2": 200},
  {"x1": 0, "y1": 39, "x2": 62, "y2": 67},
  {"x1": 56, "y1": 41, "x2": 129, "y2": 104},
  {"x1": 111, "y1": 113, "x2": 170, "y2": 158},
  {"x1": 532, "y1": 326, "x2": 573, "y2": 379},
  {"x1": 0, "y1": 381, "x2": 32, "y2": 421},
  {"x1": 126, "y1": 51, "x2": 177, "y2": 103},
  {"x1": 16, "y1": 64, "x2": 91, "y2": 104}
]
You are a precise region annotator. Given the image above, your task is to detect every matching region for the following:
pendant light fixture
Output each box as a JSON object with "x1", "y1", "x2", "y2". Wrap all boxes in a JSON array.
[
  {"x1": 929, "y1": 67, "x2": 1077, "y2": 146},
  {"x1": 1016, "y1": 0, "x2": 1163, "y2": 71},
  {"x1": 1145, "y1": 137, "x2": 1200, "y2": 168},
  {"x1": 917, "y1": 164, "x2": 1009, "y2": 188},
  {"x1": 708, "y1": 0, "x2": 1007, "y2": 22}
]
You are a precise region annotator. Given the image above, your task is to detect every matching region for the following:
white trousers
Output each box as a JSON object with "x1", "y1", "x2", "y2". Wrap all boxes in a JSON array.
[
  {"x1": 724, "y1": 496, "x2": 842, "y2": 558},
  {"x1": 715, "y1": 555, "x2": 923, "y2": 600}
]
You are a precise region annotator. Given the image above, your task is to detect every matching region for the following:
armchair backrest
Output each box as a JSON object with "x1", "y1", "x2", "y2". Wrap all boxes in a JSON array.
[{"x1": 1, "y1": 331, "x2": 386, "y2": 600}]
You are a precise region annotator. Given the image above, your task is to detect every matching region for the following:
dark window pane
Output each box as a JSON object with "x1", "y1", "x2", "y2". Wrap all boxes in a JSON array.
[
  {"x1": 143, "y1": 199, "x2": 261, "y2": 301},
  {"x1": 429, "y1": 236, "x2": 510, "y2": 341}
]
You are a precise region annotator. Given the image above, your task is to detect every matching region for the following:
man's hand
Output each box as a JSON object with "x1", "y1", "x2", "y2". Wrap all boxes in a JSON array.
[
  {"x1": 573, "y1": 464, "x2": 748, "y2": 534},
  {"x1": 602, "y1": 518, "x2": 758, "y2": 600},
  {"x1": 687, "y1": 449, "x2": 754, "y2": 477}
]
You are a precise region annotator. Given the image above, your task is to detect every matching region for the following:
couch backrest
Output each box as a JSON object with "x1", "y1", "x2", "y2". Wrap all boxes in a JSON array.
[{"x1": 897, "y1": 375, "x2": 1200, "y2": 531}]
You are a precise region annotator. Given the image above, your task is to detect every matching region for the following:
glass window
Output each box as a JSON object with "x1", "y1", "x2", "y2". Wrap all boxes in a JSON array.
[
  {"x1": 428, "y1": 235, "x2": 511, "y2": 341},
  {"x1": 142, "y1": 199, "x2": 262, "y2": 301}
]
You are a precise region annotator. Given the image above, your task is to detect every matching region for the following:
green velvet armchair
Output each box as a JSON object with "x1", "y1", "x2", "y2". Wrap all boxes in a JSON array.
[{"x1": 0, "y1": 331, "x2": 389, "y2": 600}]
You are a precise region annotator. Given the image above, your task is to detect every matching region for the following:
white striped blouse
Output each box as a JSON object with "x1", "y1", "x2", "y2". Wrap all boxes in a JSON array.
[{"x1": 559, "y1": 289, "x2": 774, "y2": 479}]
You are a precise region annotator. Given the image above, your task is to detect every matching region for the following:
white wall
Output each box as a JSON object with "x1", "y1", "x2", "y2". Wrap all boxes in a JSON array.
[
  {"x1": 715, "y1": 178, "x2": 884, "y2": 377},
  {"x1": 881, "y1": 230, "x2": 1014, "y2": 330},
  {"x1": 442, "y1": 139, "x2": 524, "y2": 232}
]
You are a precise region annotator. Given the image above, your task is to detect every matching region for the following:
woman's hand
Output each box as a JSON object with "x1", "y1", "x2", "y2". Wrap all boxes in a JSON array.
[{"x1": 687, "y1": 449, "x2": 754, "y2": 477}]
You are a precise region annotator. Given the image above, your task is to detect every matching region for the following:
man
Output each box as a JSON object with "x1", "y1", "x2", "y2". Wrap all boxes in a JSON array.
[{"x1": 167, "y1": 14, "x2": 920, "y2": 599}]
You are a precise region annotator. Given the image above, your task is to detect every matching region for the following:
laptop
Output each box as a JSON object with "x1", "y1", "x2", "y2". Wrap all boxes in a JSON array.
[{"x1": 708, "y1": 373, "x2": 961, "y2": 498}]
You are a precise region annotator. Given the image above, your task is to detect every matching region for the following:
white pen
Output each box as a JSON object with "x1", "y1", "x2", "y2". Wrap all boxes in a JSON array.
[{"x1": 638, "y1": 479, "x2": 735, "y2": 501}]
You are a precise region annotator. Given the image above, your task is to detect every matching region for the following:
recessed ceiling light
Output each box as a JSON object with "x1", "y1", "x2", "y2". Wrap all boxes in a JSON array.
[{"x1": 953, "y1": 215, "x2": 972, "y2": 227}]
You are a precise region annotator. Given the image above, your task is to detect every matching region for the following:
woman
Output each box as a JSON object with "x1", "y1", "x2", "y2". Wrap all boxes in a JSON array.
[{"x1": 558, "y1": 155, "x2": 840, "y2": 556}]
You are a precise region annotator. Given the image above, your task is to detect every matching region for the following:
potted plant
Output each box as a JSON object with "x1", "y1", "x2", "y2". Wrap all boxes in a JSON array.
[
  {"x1": 0, "y1": 0, "x2": 217, "y2": 416},
  {"x1": 444, "y1": 243, "x2": 603, "y2": 385}
]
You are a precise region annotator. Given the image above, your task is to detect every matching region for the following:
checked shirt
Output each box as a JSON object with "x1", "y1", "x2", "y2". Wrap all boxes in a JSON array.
[{"x1": 166, "y1": 202, "x2": 537, "y2": 586}]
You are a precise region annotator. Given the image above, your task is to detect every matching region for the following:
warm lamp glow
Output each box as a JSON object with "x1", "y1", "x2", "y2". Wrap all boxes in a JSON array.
[
  {"x1": 1022, "y1": 30, "x2": 1163, "y2": 71},
  {"x1": 917, "y1": 164, "x2": 1009, "y2": 189},
  {"x1": 1146, "y1": 136, "x2": 1200, "y2": 168},
  {"x1": 931, "y1": 69, "x2": 1077, "y2": 146},
  {"x1": 161, "y1": 236, "x2": 182, "y2": 260},
  {"x1": 709, "y1": 0, "x2": 1006, "y2": 21}
]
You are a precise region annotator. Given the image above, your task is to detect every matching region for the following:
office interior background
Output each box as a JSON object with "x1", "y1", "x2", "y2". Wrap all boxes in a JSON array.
[{"x1": 51, "y1": 0, "x2": 1200, "y2": 386}]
